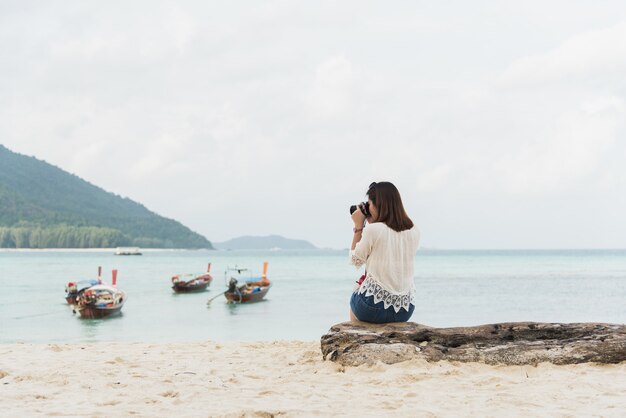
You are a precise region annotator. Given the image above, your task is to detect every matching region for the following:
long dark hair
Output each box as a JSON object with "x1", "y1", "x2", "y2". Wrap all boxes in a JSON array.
[{"x1": 367, "y1": 181, "x2": 414, "y2": 232}]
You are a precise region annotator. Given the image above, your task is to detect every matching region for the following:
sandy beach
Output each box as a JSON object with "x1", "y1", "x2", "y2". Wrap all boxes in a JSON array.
[{"x1": 1, "y1": 341, "x2": 624, "y2": 417}]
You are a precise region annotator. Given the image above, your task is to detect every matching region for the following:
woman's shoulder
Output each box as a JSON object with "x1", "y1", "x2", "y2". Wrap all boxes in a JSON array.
[
  {"x1": 400, "y1": 225, "x2": 420, "y2": 244},
  {"x1": 365, "y1": 222, "x2": 387, "y2": 233},
  {"x1": 368, "y1": 223, "x2": 419, "y2": 234}
]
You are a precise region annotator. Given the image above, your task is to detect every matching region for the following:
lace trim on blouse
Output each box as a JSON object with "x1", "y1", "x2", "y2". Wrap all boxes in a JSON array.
[
  {"x1": 357, "y1": 274, "x2": 415, "y2": 313},
  {"x1": 350, "y1": 251, "x2": 366, "y2": 267}
]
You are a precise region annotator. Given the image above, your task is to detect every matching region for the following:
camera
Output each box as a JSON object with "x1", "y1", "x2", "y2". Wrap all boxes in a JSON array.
[{"x1": 349, "y1": 201, "x2": 371, "y2": 217}]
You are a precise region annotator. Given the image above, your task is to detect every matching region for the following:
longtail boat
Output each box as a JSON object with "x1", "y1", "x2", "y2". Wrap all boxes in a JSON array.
[
  {"x1": 65, "y1": 266, "x2": 103, "y2": 304},
  {"x1": 224, "y1": 262, "x2": 271, "y2": 303},
  {"x1": 75, "y1": 269, "x2": 126, "y2": 319},
  {"x1": 172, "y1": 263, "x2": 214, "y2": 293}
]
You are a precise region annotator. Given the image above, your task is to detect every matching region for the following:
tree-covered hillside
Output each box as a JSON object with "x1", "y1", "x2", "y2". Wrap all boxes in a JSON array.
[{"x1": 0, "y1": 145, "x2": 212, "y2": 249}]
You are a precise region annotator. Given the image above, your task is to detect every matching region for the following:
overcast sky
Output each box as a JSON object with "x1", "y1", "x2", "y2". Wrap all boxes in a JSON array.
[{"x1": 2, "y1": 1, "x2": 626, "y2": 249}]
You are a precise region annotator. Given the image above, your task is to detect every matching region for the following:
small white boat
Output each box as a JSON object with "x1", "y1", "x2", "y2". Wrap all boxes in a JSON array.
[{"x1": 114, "y1": 247, "x2": 142, "y2": 256}]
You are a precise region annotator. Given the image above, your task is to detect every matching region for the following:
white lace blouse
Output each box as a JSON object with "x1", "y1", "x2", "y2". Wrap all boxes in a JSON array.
[{"x1": 350, "y1": 223, "x2": 420, "y2": 313}]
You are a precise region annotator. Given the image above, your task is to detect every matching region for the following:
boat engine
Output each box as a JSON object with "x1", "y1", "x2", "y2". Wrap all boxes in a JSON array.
[{"x1": 227, "y1": 278, "x2": 238, "y2": 293}]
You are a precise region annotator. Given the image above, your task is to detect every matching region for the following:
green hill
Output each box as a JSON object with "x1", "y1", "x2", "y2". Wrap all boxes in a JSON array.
[{"x1": 0, "y1": 144, "x2": 212, "y2": 249}]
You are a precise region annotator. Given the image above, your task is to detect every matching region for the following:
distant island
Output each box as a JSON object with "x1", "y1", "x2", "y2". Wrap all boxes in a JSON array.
[
  {"x1": 213, "y1": 235, "x2": 317, "y2": 250},
  {"x1": 0, "y1": 144, "x2": 213, "y2": 249}
]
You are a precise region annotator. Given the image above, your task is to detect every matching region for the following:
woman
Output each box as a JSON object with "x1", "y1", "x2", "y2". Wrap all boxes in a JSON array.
[{"x1": 349, "y1": 181, "x2": 420, "y2": 323}]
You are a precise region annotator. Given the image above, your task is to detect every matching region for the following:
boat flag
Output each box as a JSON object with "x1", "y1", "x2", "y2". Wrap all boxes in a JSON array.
[{"x1": 261, "y1": 261, "x2": 269, "y2": 285}]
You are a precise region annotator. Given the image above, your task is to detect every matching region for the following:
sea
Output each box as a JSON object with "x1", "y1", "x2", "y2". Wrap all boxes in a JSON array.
[{"x1": 1, "y1": 249, "x2": 625, "y2": 343}]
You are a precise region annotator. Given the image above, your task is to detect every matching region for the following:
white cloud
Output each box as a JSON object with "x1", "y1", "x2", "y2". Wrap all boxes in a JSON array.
[
  {"x1": 416, "y1": 164, "x2": 452, "y2": 193},
  {"x1": 496, "y1": 97, "x2": 624, "y2": 195},
  {"x1": 129, "y1": 134, "x2": 189, "y2": 180},
  {"x1": 499, "y1": 21, "x2": 626, "y2": 86},
  {"x1": 164, "y1": 6, "x2": 196, "y2": 54},
  {"x1": 305, "y1": 55, "x2": 354, "y2": 120}
]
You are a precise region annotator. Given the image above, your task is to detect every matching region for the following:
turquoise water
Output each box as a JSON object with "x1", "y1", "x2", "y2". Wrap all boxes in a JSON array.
[{"x1": 1, "y1": 249, "x2": 625, "y2": 343}]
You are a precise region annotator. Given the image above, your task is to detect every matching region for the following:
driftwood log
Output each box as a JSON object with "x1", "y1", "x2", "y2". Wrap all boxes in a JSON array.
[{"x1": 320, "y1": 322, "x2": 626, "y2": 366}]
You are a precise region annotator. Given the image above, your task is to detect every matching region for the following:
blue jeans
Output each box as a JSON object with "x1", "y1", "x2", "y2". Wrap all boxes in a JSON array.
[{"x1": 350, "y1": 291, "x2": 414, "y2": 324}]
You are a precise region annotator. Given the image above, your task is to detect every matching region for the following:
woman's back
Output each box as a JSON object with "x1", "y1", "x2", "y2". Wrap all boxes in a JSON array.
[
  {"x1": 351, "y1": 222, "x2": 420, "y2": 312},
  {"x1": 364, "y1": 223, "x2": 420, "y2": 294}
]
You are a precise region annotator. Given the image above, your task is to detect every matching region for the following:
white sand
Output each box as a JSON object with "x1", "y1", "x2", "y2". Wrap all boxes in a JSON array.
[{"x1": 1, "y1": 341, "x2": 624, "y2": 417}]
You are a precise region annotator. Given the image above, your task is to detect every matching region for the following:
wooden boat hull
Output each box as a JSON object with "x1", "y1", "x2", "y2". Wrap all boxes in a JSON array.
[
  {"x1": 77, "y1": 302, "x2": 125, "y2": 319},
  {"x1": 225, "y1": 285, "x2": 270, "y2": 303},
  {"x1": 66, "y1": 295, "x2": 77, "y2": 305},
  {"x1": 172, "y1": 282, "x2": 209, "y2": 293}
]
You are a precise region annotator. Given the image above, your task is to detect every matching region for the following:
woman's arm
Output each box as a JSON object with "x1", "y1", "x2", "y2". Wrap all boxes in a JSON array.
[{"x1": 351, "y1": 209, "x2": 366, "y2": 250}]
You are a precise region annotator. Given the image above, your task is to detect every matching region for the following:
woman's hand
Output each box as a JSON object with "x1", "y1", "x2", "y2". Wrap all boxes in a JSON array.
[
  {"x1": 350, "y1": 209, "x2": 365, "y2": 250},
  {"x1": 351, "y1": 207, "x2": 366, "y2": 228}
]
